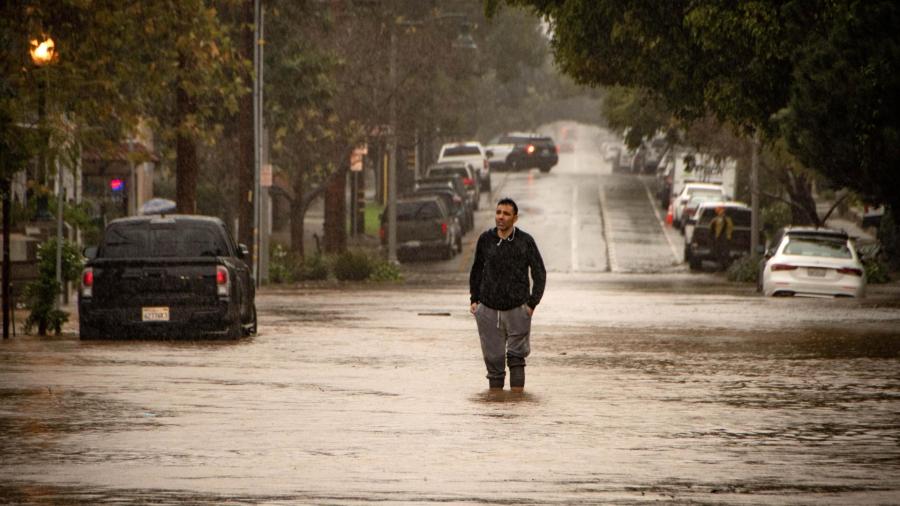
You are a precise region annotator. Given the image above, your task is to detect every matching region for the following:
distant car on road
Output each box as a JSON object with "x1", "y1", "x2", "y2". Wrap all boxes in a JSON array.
[
  {"x1": 505, "y1": 134, "x2": 559, "y2": 173},
  {"x1": 79, "y1": 215, "x2": 257, "y2": 339},
  {"x1": 761, "y1": 227, "x2": 866, "y2": 298}
]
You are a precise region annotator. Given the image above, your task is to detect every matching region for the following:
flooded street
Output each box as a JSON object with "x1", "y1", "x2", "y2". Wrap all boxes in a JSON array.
[
  {"x1": 2, "y1": 123, "x2": 899, "y2": 504},
  {"x1": 2, "y1": 276, "x2": 900, "y2": 504}
]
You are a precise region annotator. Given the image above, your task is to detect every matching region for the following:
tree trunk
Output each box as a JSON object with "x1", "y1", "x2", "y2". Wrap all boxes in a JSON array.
[
  {"x1": 237, "y1": 0, "x2": 255, "y2": 259},
  {"x1": 323, "y1": 168, "x2": 347, "y2": 254},
  {"x1": 175, "y1": 69, "x2": 198, "y2": 214},
  {"x1": 290, "y1": 175, "x2": 306, "y2": 258},
  {"x1": 785, "y1": 171, "x2": 819, "y2": 226}
]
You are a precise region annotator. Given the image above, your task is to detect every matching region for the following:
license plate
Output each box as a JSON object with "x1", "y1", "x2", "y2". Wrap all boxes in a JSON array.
[
  {"x1": 142, "y1": 307, "x2": 170, "y2": 322},
  {"x1": 807, "y1": 267, "x2": 827, "y2": 277}
]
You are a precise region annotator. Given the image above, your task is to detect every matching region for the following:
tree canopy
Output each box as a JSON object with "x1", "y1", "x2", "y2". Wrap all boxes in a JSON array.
[{"x1": 491, "y1": 0, "x2": 900, "y2": 210}]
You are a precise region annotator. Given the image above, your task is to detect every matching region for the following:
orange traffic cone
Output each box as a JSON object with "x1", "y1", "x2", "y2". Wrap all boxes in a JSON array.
[{"x1": 665, "y1": 202, "x2": 674, "y2": 226}]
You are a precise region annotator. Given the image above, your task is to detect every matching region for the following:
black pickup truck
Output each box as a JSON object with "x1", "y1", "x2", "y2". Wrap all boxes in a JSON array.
[{"x1": 78, "y1": 215, "x2": 256, "y2": 339}]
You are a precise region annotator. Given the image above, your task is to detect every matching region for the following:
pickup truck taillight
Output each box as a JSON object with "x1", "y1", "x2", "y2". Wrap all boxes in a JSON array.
[
  {"x1": 463, "y1": 178, "x2": 474, "y2": 186},
  {"x1": 81, "y1": 268, "x2": 93, "y2": 298},
  {"x1": 441, "y1": 222, "x2": 448, "y2": 236},
  {"x1": 216, "y1": 266, "x2": 230, "y2": 297}
]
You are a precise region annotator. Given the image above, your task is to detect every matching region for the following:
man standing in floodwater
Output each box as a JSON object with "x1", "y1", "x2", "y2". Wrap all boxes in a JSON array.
[{"x1": 469, "y1": 198, "x2": 546, "y2": 391}]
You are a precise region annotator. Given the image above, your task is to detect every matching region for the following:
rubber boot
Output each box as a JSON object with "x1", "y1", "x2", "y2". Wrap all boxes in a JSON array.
[
  {"x1": 488, "y1": 377, "x2": 504, "y2": 390},
  {"x1": 509, "y1": 366, "x2": 525, "y2": 391}
]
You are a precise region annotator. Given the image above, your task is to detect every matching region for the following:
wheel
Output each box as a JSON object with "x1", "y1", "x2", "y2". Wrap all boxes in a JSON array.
[
  {"x1": 224, "y1": 316, "x2": 242, "y2": 339},
  {"x1": 456, "y1": 234, "x2": 463, "y2": 254},
  {"x1": 442, "y1": 243, "x2": 454, "y2": 260},
  {"x1": 243, "y1": 304, "x2": 257, "y2": 336},
  {"x1": 539, "y1": 166, "x2": 551, "y2": 173}
]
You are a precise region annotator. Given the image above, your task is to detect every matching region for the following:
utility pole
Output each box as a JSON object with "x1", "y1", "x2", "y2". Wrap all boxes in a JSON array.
[
  {"x1": 751, "y1": 131, "x2": 760, "y2": 255},
  {"x1": 387, "y1": 19, "x2": 398, "y2": 263}
]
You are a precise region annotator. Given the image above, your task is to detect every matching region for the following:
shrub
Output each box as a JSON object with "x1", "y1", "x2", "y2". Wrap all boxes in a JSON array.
[
  {"x1": 863, "y1": 257, "x2": 891, "y2": 284},
  {"x1": 301, "y1": 254, "x2": 329, "y2": 281},
  {"x1": 23, "y1": 239, "x2": 83, "y2": 335},
  {"x1": 368, "y1": 257, "x2": 403, "y2": 282},
  {"x1": 726, "y1": 253, "x2": 762, "y2": 283},
  {"x1": 269, "y1": 243, "x2": 301, "y2": 283},
  {"x1": 332, "y1": 250, "x2": 373, "y2": 281}
]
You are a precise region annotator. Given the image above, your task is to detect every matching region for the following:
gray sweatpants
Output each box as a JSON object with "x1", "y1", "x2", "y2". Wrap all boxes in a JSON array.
[{"x1": 473, "y1": 303, "x2": 532, "y2": 380}]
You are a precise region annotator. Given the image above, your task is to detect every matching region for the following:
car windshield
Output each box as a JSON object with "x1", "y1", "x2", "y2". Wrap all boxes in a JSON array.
[
  {"x1": 397, "y1": 201, "x2": 441, "y2": 220},
  {"x1": 782, "y1": 237, "x2": 852, "y2": 258},
  {"x1": 697, "y1": 208, "x2": 751, "y2": 226},
  {"x1": 443, "y1": 146, "x2": 480, "y2": 157},
  {"x1": 101, "y1": 222, "x2": 229, "y2": 258},
  {"x1": 687, "y1": 188, "x2": 724, "y2": 199},
  {"x1": 427, "y1": 167, "x2": 469, "y2": 180}
]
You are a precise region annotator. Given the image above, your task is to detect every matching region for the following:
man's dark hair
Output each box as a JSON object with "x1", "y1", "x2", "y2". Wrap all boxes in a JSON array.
[{"x1": 497, "y1": 197, "x2": 518, "y2": 215}]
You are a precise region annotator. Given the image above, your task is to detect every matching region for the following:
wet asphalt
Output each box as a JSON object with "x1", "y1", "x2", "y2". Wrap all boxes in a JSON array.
[{"x1": 1, "y1": 123, "x2": 899, "y2": 504}]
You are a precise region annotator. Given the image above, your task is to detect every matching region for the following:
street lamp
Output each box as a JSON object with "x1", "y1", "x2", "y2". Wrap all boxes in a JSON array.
[
  {"x1": 30, "y1": 35, "x2": 64, "y2": 305},
  {"x1": 386, "y1": 15, "x2": 477, "y2": 264}
]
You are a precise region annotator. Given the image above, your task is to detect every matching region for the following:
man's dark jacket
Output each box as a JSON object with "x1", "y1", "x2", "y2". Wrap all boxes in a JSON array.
[{"x1": 469, "y1": 227, "x2": 546, "y2": 310}]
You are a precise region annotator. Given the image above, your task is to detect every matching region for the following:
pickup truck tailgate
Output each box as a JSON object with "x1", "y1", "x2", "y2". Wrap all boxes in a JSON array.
[{"x1": 91, "y1": 257, "x2": 220, "y2": 306}]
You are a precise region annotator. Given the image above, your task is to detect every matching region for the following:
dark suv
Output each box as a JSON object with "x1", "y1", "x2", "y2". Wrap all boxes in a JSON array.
[
  {"x1": 684, "y1": 202, "x2": 760, "y2": 270},
  {"x1": 503, "y1": 134, "x2": 559, "y2": 173}
]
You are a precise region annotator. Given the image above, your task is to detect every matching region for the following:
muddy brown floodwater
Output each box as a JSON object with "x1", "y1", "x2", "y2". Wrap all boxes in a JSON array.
[{"x1": 1, "y1": 273, "x2": 899, "y2": 504}]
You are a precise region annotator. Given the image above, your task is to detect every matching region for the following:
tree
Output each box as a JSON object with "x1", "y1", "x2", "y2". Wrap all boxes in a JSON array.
[{"x1": 494, "y1": 0, "x2": 900, "y2": 249}]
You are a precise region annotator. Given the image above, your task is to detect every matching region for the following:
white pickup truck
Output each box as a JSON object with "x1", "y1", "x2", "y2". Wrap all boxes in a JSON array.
[{"x1": 438, "y1": 141, "x2": 491, "y2": 192}]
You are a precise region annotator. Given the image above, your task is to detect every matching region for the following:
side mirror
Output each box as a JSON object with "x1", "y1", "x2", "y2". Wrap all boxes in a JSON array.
[
  {"x1": 83, "y1": 246, "x2": 98, "y2": 260},
  {"x1": 485, "y1": 150, "x2": 494, "y2": 159},
  {"x1": 238, "y1": 243, "x2": 250, "y2": 259}
]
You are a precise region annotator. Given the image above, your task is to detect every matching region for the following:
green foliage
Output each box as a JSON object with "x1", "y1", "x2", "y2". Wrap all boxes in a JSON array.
[
  {"x1": 368, "y1": 259, "x2": 403, "y2": 283},
  {"x1": 726, "y1": 253, "x2": 762, "y2": 283},
  {"x1": 863, "y1": 256, "x2": 892, "y2": 285},
  {"x1": 269, "y1": 243, "x2": 329, "y2": 283},
  {"x1": 499, "y1": 0, "x2": 900, "y2": 224},
  {"x1": 877, "y1": 208, "x2": 899, "y2": 270},
  {"x1": 23, "y1": 239, "x2": 83, "y2": 336},
  {"x1": 762, "y1": 201, "x2": 791, "y2": 241},
  {"x1": 301, "y1": 254, "x2": 329, "y2": 281},
  {"x1": 332, "y1": 250, "x2": 373, "y2": 281}
]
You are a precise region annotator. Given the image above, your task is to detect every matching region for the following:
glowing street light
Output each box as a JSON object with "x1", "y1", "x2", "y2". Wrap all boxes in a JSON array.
[{"x1": 29, "y1": 36, "x2": 56, "y2": 66}]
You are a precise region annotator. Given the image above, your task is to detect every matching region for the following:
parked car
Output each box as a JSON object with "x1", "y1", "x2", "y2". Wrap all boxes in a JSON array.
[
  {"x1": 411, "y1": 181, "x2": 472, "y2": 234},
  {"x1": 672, "y1": 183, "x2": 728, "y2": 228},
  {"x1": 761, "y1": 227, "x2": 866, "y2": 298},
  {"x1": 380, "y1": 196, "x2": 460, "y2": 260},
  {"x1": 424, "y1": 161, "x2": 480, "y2": 210},
  {"x1": 437, "y1": 141, "x2": 491, "y2": 192},
  {"x1": 505, "y1": 134, "x2": 559, "y2": 173},
  {"x1": 78, "y1": 215, "x2": 257, "y2": 339},
  {"x1": 417, "y1": 174, "x2": 474, "y2": 215},
  {"x1": 684, "y1": 202, "x2": 759, "y2": 270},
  {"x1": 679, "y1": 192, "x2": 727, "y2": 233}
]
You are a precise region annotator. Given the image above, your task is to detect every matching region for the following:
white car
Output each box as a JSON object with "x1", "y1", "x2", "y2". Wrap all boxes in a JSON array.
[
  {"x1": 438, "y1": 141, "x2": 491, "y2": 192},
  {"x1": 672, "y1": 183, "x2": 727, "y2": 228},
  {"x1": 762, "y1": 227, "x2": 866, "y2": 298}
]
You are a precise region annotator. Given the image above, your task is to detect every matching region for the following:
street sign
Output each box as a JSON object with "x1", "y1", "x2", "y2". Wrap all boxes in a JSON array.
[{"x1": 351, "y1": 145, "x2": 367, "y2": 172}]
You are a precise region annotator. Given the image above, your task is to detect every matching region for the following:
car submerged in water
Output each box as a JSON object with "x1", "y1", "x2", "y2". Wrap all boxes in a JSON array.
[
  {"x1": 761, "y1": 227, "x2": 866, "y2": 298},
  {"x1": 79, "y1": 215, "x2": 257, "y2": 339}
]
